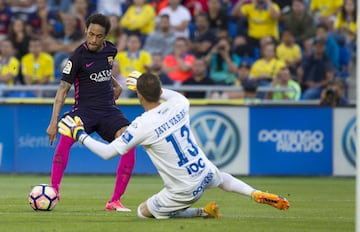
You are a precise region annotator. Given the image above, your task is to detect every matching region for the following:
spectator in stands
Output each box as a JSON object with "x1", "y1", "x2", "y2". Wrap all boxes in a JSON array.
[
  {"x1": 0, "y1": 39, "x2": 20, "y2": 88},
  {"x1": 232, "y1": 35, "x2": 256, "y2": 63},
  {"x1": 158, "y1": 0, "x2": 192, "y2": 38},
  {"x1": 249, "y1": 42, "x2": 285, "y2": 86},
  {"x1": 283, "y1": 0, "x2": 316, "y2": 46},
  {"x1": 182, "y1": 58, "x2": 215, "y2": 98},
  {"x1": 236, "y1": 58, "x2": 252, "y2": 85},
  {"x1": 265, "y1": 64, "x2": 301, "y2": 101},
  {"x1": 43, "y1": 13, "x2": 84, "y2": 80},
  {"x1": 150, "y1": 0, "x2": 168, "y2": 15},
  {"x1": 189, "y1": 13, "x2": 217, "y2": 58},
  {"x1": 96, "y1": 0, "x2": 125, "y2": 17},
  {"x1": 0, "y1": 0, "x2": 12, "y2": 41},
  {"x1": 334, "y1": 0, "x2": 356, "y2": 60},
  {"x1": 47, "y1": 0, "x2": 72, "y2": 13},
  {"x1": 184, "y1": 0, "x2": 208, "y2": 17},
  {"x1": 276, "y1": 28, "x2": 302, "y2": 77},
  {"x1": 69, "y1": 0, "x2": 94, "y2": 33},
  {"x1": 319, "y1": 78, "x2": 348, "y2": 106},
  {"x1": 315, "y1": 23, "x2": 340, "y2": 70},
  {"x1": 112, "y1": 59, "x2": 131, "y2": 98},
  {"x1": 120, "y1": 0, "x2": 156, "y2": 39},
  {"x1": 206, "y1": 0, "x2": 229, "y2": 33},
  {"x1": 115, "y1": 33, "x2": 152, "y2": 77},
  {"x1": 310, "y1": 0, "x2": 343, "y2": 28},
  {"x1": 8, "y1": 18, "x2": 31, "y2": 61},
  {"x1": 105, "y1": 15, "x2": 128, "y2": 52},
  {"x1": 228, "y1": 78, "x2": 260, "y2": 102},
  {"x1": 226, "y1": 58, "x2": 252, "y2": 99},
  {"x1": 21, "y1": 38, "x2": 54, "y2": 85},
  {"x1": 5, "y1": 0, "x2": 36, "y2": 21},
  {"x1": 273, "y1": 0, "x2": 292, "y2": 10},
  {"x1": 162, "y1": 37, "x2": 195, "y2": 84},
  {"x1": 232, "y1": 0, "x2": 281, "y2": 51},
  {"x1": 300, "y1": 38, "x2": 336, "y2": 100},
  {"x1": 106, "y1": 15, "x2": 121, "y2": 44},
  {"x1": 149, "y1": 53, "x2": 173, "y2": 85},
  {"x1": 26, "y1": 0, "x2": 59, "y2": 39},
  {"x1": 143, "y1": 14, "x2": 176, "y2": 57},
  {"x1": 204, "y1": 37, "x2": 240, "y2": 85}
]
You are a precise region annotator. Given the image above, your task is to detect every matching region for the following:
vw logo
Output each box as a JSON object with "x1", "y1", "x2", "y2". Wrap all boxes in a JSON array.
[
  {"x1": 190, "y1": 110, "x2": 240, "y2": 168},
  {"x1": 342, "y1": 117, "x2": 357, "y2": 167}
]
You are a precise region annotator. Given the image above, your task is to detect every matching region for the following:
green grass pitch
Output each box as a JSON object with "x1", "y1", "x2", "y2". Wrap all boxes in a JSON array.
[{"x1": 0, "y1": 174, "x2": 355, "y2": 232}]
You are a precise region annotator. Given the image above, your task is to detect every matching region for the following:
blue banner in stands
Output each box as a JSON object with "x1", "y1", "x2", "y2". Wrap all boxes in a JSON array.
[
  {"x1": 249, "y1": 106, "x2": 333, "y2": 175},
  {"x1": 0, "y1": 104, "x2": 157, "y2": 174},
  {"x1": 0, "y1": 106, "x2": 15, "y2": 172}
]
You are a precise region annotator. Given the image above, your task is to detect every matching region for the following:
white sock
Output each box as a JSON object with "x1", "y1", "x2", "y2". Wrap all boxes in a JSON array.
[
  {"x1": 218, "y1": 172, "x2": 256, "y2": 197},
  {"x1": 170, "y1": 208, "x2": 204, "y2": 218}
]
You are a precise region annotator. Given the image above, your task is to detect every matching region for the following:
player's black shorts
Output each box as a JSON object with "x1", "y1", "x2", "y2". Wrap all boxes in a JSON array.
[{"x1": 64, "y1": 106, "x2": 130, "y2": 142}]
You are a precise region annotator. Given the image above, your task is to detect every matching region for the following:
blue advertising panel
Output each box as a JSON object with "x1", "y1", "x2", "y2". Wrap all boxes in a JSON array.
[
  {"x1": 249, "y1": 107, "x2": 333, "y2": 175},
  {"x1": 0, "y1": 104, "x2": 157, "y2": 174},
  {"x1": 0, "y1": 106, "x2": 15, "y2": 172}
]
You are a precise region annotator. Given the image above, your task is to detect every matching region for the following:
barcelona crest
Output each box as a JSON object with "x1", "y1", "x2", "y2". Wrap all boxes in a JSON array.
[{"x1": 107, "y1": 56, "x2": 113, "y2": 66}]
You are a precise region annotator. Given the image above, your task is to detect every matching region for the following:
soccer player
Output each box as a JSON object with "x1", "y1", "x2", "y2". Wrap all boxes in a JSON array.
[
  {"x1": 58, "y1": 72, "x2": 290, "y2": 219},
  {"x1": 46, "y1": 13, "x2": 136, "y2": 212}
]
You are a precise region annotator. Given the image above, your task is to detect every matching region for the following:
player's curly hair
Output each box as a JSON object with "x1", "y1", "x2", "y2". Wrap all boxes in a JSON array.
[
  {"x1": 86, "y1": 13, "x2": 111, "y2": 35},
  {"x1": 137, "y1": 73, "x2": 162, "y2": 102}
]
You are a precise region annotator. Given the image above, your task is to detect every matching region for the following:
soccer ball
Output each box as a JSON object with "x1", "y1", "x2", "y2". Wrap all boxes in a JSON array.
[{"x1": 28, "y1": 184, "x2": 58, "y2": 211}]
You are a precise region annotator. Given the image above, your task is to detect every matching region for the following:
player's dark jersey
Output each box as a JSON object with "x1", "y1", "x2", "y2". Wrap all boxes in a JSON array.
[{"x1": 61, "y1": 41, "x2": 117, "y2": 110}]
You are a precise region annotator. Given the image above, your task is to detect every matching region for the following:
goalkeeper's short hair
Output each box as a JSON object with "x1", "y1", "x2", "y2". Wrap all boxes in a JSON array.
[{"x1": 137, "y1": 72, "x2": 162, "y2": 102}]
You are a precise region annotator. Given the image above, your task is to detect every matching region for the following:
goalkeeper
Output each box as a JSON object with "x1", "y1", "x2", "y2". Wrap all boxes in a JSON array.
[
  {"x1": 58, "y1": 72, "x2": 290, "y2": 219},
  {"x1": 46, "y1": 13, "x2": 136, "y2": 212}
]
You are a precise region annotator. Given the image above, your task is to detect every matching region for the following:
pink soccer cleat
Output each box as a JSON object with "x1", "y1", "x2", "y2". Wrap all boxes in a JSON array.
[{"x1": 105, "y1": 200, "x2": 131, "y2": 212}]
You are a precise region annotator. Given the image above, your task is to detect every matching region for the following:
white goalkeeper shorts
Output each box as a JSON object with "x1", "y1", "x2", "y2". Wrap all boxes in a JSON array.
[{"x1": 145, "y1": 168, "x2": 222, "y2": 219}]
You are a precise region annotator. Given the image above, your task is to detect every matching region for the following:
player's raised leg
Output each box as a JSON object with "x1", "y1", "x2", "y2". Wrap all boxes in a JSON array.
[
  {"x1": 105, "y1": 147, "x2": 136, "y2": 211},
  {"x1": 218, "y1": 172, "x2": 290, "y2": 210},
  {"x1": 50, "y1": 135, "x2": 75, "y2": 198}
]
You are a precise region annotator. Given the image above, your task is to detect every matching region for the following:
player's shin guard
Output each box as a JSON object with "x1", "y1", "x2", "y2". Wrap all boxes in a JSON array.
[
  {"x1": 110, "y1": 147, "x2": 136, "y2": 202},
  {"x1": 50, "y1": 135, "x2": 75, "y2": 194}
]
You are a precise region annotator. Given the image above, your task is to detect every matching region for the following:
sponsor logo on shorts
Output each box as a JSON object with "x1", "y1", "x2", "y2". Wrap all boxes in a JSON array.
[
  {"x1": 192, "y1": 171, "x2": 214, "y2": 197},
  {"x1": 342, "y1": 116, "x2": 356, "y2": 167},
  {"x1": 190, "y1": 111, "x2": 240, "y2": 168}
]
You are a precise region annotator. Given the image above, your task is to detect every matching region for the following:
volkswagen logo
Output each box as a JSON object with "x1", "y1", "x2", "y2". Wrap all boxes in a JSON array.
[
  {"x1": 190, "y1": 110, "x2": 240, "y2": 168},
  {"x1": 342, "y1": 116, "x2": 357, "y2": 167}
]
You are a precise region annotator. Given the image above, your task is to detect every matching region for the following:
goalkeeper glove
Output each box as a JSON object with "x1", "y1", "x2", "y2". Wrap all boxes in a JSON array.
[
  {"x1": 126, "y1": 70, "x2": 142, "y2": 91},
  {"x1": 58, "y1": 116, "x2": 88, "y2": 143}
]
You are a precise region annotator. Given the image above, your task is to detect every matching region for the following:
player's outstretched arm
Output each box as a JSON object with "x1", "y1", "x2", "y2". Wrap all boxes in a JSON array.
[
  {"x1": 58, "y1": 116, "x2": 120, "y2": 160},
  {"x1": 161, "y1": 88, "x2": 189, "y2": 103}
]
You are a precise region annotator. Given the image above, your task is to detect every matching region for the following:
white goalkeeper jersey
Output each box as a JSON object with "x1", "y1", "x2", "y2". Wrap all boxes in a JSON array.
[{"x1": 111, "y1": 89, "x2": 219, "y2": 194}]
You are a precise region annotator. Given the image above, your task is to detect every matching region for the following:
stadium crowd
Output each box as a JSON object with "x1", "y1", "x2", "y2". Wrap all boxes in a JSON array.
[{"x1": 0, "y1": 0, "x2": 356, "y2": 105}]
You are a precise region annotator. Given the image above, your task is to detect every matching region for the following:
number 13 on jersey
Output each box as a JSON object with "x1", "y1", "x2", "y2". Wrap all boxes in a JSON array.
[{"x1": 166, "y1": 125, "x2": 205, "y2": 175}]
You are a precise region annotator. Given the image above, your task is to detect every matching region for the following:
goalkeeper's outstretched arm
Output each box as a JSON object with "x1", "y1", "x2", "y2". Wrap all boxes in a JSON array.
[
  {"x1": 80, "y1": 135, "x2": 119, "y2": 160},
  {"x1": 58, "y1": 115, "x2": 121, "y2": 160}
]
